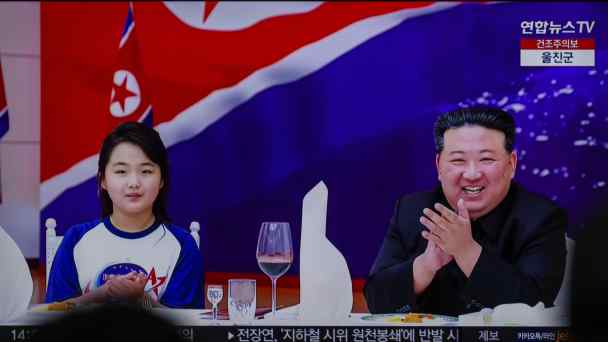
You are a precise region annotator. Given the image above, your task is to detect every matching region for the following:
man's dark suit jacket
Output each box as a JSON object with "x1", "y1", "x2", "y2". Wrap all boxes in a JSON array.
[{"x1": 364, "y1": 181, "x2": 567, "y2": 316}]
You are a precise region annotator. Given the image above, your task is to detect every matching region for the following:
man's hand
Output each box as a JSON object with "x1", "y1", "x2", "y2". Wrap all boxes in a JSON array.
[
  {"x1": 420, "y1": 198, "x2": 482, "y2": 277},
  {"x1": 412, "y1": 234, "x2": 453, "y2": 295},
  {"x1": 418, "y1": 238, "x2": 453, "y2": 273}
]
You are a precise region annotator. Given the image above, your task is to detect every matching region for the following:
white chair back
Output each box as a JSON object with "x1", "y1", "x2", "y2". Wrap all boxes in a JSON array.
[
  {"x1": 189, "y1": 221, "x2": 201, "y2": 248},
  {"x1": 45, "y1": 218, "x2": 63, "y2": 288}
]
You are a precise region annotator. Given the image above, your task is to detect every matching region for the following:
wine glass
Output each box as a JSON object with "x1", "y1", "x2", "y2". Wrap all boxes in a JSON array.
[
  {"x1": 256, "y1": 222, "x2": 293, "y2": 318},
  {"x1": 206, "y1": 284, "x2": 223, "y2": 320}
]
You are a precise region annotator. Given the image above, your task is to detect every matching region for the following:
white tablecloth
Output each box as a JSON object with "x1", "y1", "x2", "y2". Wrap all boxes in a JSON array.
[{"x1": 3, "y1": 304, "x2": 569, "y2": 327}]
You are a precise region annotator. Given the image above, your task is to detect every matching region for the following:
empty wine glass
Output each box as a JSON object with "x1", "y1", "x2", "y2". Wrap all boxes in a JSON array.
[
  {"x1": 256, "y1": 222, "x2": 293, "y2": 318},
  {"x1": 206, "y1": 284, "x2": 223, "y2": 320}
]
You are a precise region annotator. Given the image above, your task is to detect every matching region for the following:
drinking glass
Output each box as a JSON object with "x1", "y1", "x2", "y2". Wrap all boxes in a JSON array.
[
  {"x1": 228, "y1": 279, "x2": 256, "y2": 322},
  {"x1": 206, "y1": 284, "x2": 223, "y2": 321},
  {"x1": 256, "y1": 222, "x2": 293, "y2": 318}
]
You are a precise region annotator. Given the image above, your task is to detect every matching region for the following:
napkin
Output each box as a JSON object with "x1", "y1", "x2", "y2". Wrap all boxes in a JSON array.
[
  {"x1": 298, "y1": 181, "x2": 353, "y2": 321},
  {"x1": 0, "y1": 225, "x2": 33, "y2": 323},
  {"x1": 459, "y1": 302, "x2": 570, "y2": 326},
  {"x1": 458, "y1": 308, "x2": 494, "y2": 325},
  {"x1": 495, "y1": 302, "x2": 569, "y2": 326}
]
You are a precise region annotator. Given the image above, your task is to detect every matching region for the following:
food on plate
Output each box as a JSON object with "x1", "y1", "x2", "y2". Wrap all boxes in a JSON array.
[
  {"x1": 47, "y1": 301, "x2": 76, "y2": 312},
  {"x1": 384, "y1": 313, "x2": 434, "y2": 323}
]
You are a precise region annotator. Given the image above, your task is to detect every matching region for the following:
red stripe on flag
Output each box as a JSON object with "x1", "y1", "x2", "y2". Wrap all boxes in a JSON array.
[
  {"x1": 107, "y1": 7, "x2": 153, "y2": 129},
  {"x1": 133, "y1": 2, "x2": 436, "y2": 125},
  {"x1": 0, "y1": 62, "x2": 6, "y2": 110},
  {"x1": 42, "y1": 1, "x2": 437, "y2": 181},
  {"x1": 0, "y1": 59, "x2": 9, "y2": 140},
  {"x1": 42, "y1": 2, "x2": 128, "y2": 182}
]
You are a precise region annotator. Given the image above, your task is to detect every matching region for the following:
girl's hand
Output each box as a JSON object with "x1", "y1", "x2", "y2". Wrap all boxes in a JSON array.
[{"x1": 106, "y1": 272, "x2": 147, "y2": 302}]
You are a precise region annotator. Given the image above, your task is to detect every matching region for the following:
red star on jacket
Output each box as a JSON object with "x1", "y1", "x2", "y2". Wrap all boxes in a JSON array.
[{"x1": 146, "y1": 268, "x2": 167, "y2": 297}]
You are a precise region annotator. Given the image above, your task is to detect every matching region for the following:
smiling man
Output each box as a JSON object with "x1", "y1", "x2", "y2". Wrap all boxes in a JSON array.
[{"x1": 364, "y1": 107, "x2": 567, "y2": 316}]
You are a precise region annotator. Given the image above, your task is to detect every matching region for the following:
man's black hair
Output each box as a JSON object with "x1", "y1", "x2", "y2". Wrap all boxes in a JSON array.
[{"x1": 433, "y1": 107, "x2": 516, "y2": 153}]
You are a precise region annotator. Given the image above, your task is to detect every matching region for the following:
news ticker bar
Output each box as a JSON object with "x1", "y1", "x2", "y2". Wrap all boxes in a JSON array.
[{"x1": 1, "y1": 325, "x2": 573, "y2": 342}]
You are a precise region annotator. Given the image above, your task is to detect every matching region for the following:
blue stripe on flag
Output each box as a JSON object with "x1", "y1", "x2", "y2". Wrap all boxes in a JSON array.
[
  {"x1": 0, "y1": 109, "x2": 8, "y2": 139},
  {"x1": 140, "y1": 108, "x2": 153, "y2": 127},
  {"x1": 121, "y1": 6, "x2": 134, "y2": 38}
]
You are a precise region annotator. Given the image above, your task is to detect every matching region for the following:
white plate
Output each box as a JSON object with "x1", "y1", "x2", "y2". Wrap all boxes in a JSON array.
[{"x1": 361, "y1": 313, "x2": 458, "y2": 324}]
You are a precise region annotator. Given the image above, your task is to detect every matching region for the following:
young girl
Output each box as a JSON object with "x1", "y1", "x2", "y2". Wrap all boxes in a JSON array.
[{"x1": 46, "y1": 122, "x2": 203, "y2": 308}]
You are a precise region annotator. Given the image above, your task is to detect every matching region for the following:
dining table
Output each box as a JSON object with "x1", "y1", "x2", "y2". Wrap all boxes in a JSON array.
[{"x1": 1, "y1": 303, "x2": 572, "y2": 342}]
